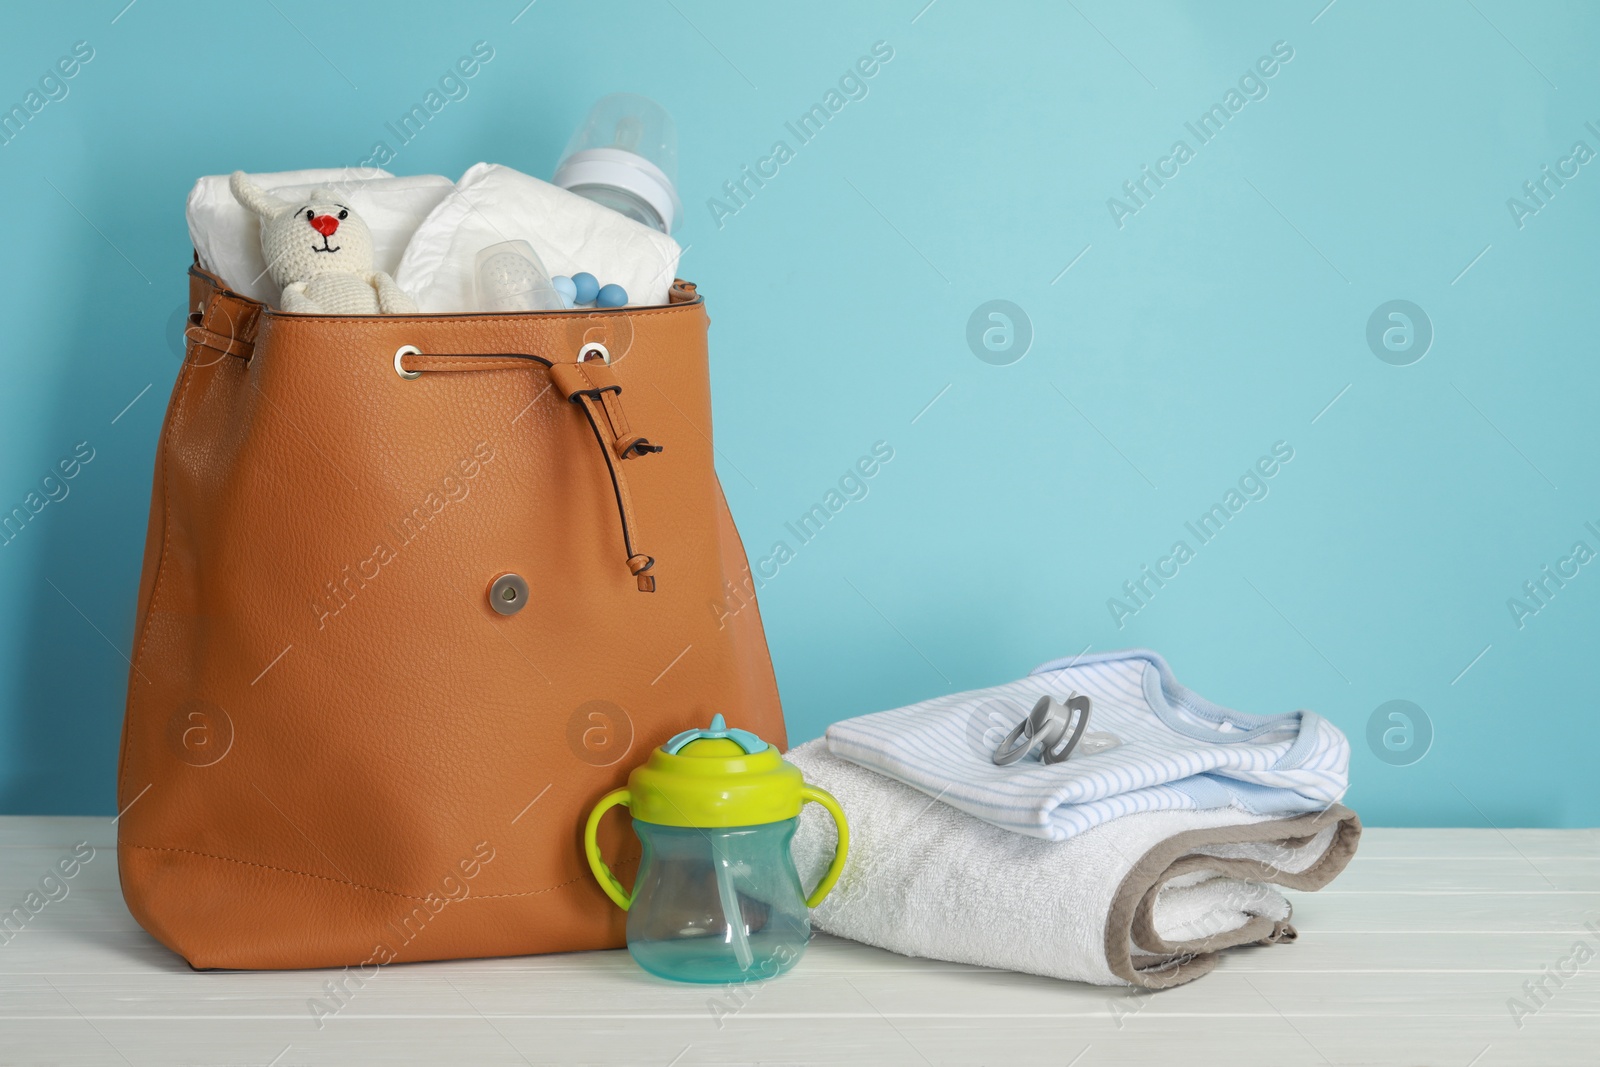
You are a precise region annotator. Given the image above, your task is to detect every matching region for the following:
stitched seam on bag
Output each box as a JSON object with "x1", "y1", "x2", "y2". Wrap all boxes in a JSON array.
[
  {"x1": 126, "y1": 843, "x2": 590, "y2": 901},
  {"x1": 262, "y1": 303, "x2": 696, "y2": 323},
  {"x1": 119, "y1": 313, "x2": 208, "y2": 809}
]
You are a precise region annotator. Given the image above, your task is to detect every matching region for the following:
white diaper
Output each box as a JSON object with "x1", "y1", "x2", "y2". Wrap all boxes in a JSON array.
[
  {"x1": 394, "y1": 163, "x2": 681, "y2": 311},
  {"x1": 186, "y1": 168, "x2": 454, "y2": 305}
]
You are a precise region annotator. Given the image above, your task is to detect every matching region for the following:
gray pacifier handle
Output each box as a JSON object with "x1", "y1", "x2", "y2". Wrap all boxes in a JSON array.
[
  {"x1": 992, "y1": 694, "x2": 1093, "y2": 766},
  {"x1": 1040, "y1": 694, "x2": 1091, "y2": 765}
]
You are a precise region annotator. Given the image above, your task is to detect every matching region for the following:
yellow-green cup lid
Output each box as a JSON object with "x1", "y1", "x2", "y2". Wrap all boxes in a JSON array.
[{"x1": 626, "y1": 715, "x2": 804, "y2": 828}]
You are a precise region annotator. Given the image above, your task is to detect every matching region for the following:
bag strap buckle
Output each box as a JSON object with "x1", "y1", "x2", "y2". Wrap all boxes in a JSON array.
[{"x1": 551, "y1": 350, "x2": 663, "y2": 593}]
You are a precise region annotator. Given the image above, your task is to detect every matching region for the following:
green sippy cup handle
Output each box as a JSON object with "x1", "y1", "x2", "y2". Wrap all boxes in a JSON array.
[
  {"x1": 583, "y1": 788, "x2": 635, "y2": 910},
  {"x1": 800, "y1": 785, "x2": 850, "y2": 908}
]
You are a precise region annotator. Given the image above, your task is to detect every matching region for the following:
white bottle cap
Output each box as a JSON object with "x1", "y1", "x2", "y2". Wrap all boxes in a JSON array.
[
  {"x1": 554, "y1": 94, "x2": 682, "y2": 233},
  {"x1": 553, "y1": 147, "x2": 681, "y2": 233}
]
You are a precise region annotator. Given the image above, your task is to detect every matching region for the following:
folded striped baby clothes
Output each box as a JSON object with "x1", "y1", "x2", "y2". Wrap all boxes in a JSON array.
[{"x1": 824, "y1": 649, "x2": 1349, "y2": 841}]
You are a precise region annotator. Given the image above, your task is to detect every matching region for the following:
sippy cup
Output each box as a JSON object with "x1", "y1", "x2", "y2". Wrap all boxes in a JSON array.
[{"x1": 583, "y1": 715, "x2": 849, "y2": 984}]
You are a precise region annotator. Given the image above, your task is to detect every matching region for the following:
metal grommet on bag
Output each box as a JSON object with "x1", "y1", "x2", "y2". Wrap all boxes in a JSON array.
[
  {"x1": 488, "y1": 573, "x2": 529, "y2": 616},
  {"x1": 394, "y1": 344, "x2": 422, "y2": 380},
  {"x1": 577, "y1": 342, "x2": 610, "y2": 365}
]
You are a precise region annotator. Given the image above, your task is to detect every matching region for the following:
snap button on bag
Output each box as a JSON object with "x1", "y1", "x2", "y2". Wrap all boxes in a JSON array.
[{"x1": 488, "y1": 573, "x2": 529, "y2": 615}]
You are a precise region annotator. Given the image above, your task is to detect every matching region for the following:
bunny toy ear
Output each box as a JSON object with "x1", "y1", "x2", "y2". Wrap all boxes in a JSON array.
[{"x1": 229, "y1": 171, "x2": 293, "y2": 219}]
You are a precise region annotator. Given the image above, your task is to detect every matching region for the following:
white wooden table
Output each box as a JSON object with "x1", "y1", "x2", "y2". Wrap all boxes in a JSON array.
[{"x1": 1, "y1": 817, "x2": 1595, "y2": 1066}]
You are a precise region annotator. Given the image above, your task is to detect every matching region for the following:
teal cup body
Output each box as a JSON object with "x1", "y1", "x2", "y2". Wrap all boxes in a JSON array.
[{"x1": 624, "y1": 818, "x2": 812, "y2": 984}]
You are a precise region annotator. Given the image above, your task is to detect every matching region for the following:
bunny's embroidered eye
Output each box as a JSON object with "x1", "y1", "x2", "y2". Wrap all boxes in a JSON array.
[
  {"x1": 304, "y1": 209, "x2": 315, "y2": 221},
  {"x1": 337, "y1": 209, "x2": 348, "y2": 220}
]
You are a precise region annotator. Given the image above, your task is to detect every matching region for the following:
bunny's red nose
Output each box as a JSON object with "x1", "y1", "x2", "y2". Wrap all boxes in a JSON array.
[{"x1": 308, "y1": 214, "x2": 340, "y2": 237}]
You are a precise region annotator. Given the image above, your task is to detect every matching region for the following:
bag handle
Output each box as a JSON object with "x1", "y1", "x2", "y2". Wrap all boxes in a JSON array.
[{"x1": 185, "y1": 264, "x2": 262, "y2": 365}]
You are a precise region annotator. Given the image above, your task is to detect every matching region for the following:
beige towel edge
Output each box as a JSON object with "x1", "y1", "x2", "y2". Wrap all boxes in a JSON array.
[{"x1": 1105, "y1": 804, "x2": 1363, "y2": 989}]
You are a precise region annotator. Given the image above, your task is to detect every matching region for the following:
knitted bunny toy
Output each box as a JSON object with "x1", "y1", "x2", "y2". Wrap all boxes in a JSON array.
[{"x1": 229, "y1": 171, "x2": 416, "y2": 314}]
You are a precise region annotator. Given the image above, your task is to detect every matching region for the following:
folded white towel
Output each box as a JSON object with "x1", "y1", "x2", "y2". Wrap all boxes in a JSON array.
[
  {"x1": 394, "y1": 163, "x2": 681, "y2": 311},
  {"x1": 826, "y1": 648, "x2": 1350, "y2": 841},
  {"x1": 186, "y1": 168, "x2": 454, "y2": 305},
  {"x1": 787, "y1": 739, "x2": 1360, "y2": 988}
]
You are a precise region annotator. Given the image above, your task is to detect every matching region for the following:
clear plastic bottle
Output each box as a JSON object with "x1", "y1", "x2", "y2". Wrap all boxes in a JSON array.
[
  {"x1": 473, "y1": 240, "x2": 564, "y2": 312},
  {"x1": 553, "y1": 94, "x2": 683, "y2": 234}
]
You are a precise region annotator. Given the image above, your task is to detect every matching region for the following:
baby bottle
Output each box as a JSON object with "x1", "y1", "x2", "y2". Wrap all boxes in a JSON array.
[
  {"x1": 583, "y1": 715, "x2": 849, "y2": 984},
  {"x1": 473, "y1": 240, "x2": 564, "y2": 311},
  {"x1": 553, "y1": 94, "x2": 683, "y2": 234}
]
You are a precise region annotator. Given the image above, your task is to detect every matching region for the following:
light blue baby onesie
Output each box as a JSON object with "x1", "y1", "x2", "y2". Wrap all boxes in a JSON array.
[{"x1": 824, "y1": 649, "x2": 1349, "y2": 841}]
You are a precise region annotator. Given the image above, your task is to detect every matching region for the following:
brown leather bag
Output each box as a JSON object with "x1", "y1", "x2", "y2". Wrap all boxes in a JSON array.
[{"x1": 116, "y1": 265, "x2": 785, "y2": 970}]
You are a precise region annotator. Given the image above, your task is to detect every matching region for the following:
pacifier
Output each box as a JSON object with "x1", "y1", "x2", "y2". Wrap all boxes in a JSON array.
[{"x1": 992, "y1": 694, "x2": 1119, "y2": 765}]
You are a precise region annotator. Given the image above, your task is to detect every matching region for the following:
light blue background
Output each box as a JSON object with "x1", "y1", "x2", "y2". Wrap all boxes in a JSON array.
[{"x1": 0, "y1": 1, "x2": 1594, "y2": 823}]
